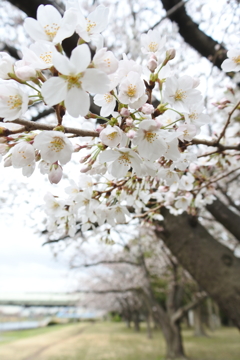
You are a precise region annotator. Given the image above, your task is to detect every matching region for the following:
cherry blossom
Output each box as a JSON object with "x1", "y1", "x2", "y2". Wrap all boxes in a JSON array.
[
  {"x1": 24, "y1": 5, "x2": 77, "y2": 44},
  {"x1": 0, "y1": 52, "x2": 14, "y2": 80},
  {"x1": 41, "y1": 44, "x2": 110, "y2": 117},
  {"x1": 221, "y1": 49, "x2": 240, "y2": 72},
  {"x1": 99, "y1": 148, "x2": 142, "y2": 178},
  {"x1": 0, "y1": 81, "x2": 29, "y2": 121},
  {"x1": 100, "y1": 125, "x2": 123, "y2": 148},
  {"x1": 11, "y1": 141, "x2": 35, "y2": 168},
  {"x1": 34, "y1": 131, "x2": 74, "y2": 165},
  {"x1": 141, "y1": 29, "x2": 166, "y2": 56},
  {"x1": 164, "y1": 75, "x2": 202, "y2": 113},
  {"x1": 118, "y1": 71, "x2": 145, "y2": 105}
]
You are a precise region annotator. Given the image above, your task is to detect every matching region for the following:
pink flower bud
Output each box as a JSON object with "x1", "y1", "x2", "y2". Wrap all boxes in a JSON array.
[
  {"x1": 166, "y1": 49, "x2": 176, "y2": 60},
  {"x1": 79, "y1": 154, "x2": 91, "y2": 163},
  {"x1": 126, "y1": 130, "x2": 136, "y2": 139},
  {"x1": 4, "y1": 156, "x2": 12, "y2": 167},
  {"x1": 141, "y1": 103, "x2": 154, "y2": 114},
  {"x1": 48, "y1": 164, "x2": 63, "y2": 184},
  {"x1": 120, "y1": 108, "x2": 131, "y2": 117},
  {"x1": 80, "y1": 164, "x2": 92, "y2": 173},
  {"x1": 147, "y1": 58, "x2": 158, "y2": 73},
  {"x1": 126, "y1": 117, "x2": 133, "y2": 126}
]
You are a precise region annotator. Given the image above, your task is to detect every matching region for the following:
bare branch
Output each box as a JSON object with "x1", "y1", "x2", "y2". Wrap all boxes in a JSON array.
[
  {"x1": 171, "y1": 292, "x2": 207, "y2": 323},
  {"x1": 1, "y1": 118, "x2": 99, "y2": 137},
  {"x1": 72, "y1": 260, "x2": 141, "y2": 268}
]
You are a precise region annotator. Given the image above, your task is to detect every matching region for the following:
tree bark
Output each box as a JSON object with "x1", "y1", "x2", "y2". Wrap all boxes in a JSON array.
[
  {"x1": 160, "y1": 0, "x2": 227, "y2": 70},
  {"x1": 193, "y1": 305, "x2": 207, "y2": 337},
  {"x1": 156, "y1": 208, "x2": 240, "y2": 329},
  {"x1": 207, "y1": 198, "x2": 240, "y2": 241}
]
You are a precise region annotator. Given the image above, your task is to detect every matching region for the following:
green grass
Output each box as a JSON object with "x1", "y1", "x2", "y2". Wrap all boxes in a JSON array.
[
  {"x1": 0, "y1": 322, "x2": 74, "y2": 344},
  {"x1": 46, "y1": 323, "x2": 240, "y2": 360},
  {"x1": 0, "y1": 322, "x2": 239, "y2": 360}
]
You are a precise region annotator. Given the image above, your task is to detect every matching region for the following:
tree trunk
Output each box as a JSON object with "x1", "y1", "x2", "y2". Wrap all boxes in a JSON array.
[
  {"x1": 156, "y1": 208, "x2": 240, "y2": 329},
  {"x1": 133, "y1": 311, "x2": 140, "y2": 332},
  {"x1": 152, "y1": 304, "x2": 186, "y2": 359},
  {"x1": 163, "y1": 321, "x2": 186, "y2": 360},
  {"x1": 193, "y1": 306, "x2": 207, "y2": 336},
  {"x1": 146, "y1": 313, "x2": 152, "y2": 339},
  {"x1": 207, "y1": 197, "x2": 240, "y2": 242}
]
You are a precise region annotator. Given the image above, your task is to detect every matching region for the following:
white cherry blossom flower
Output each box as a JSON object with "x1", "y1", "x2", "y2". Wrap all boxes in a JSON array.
[
  {"x1": 99, "y1": 148, "x2": 142, "y2": 178},
  {"x1": 0, "y1": 81, "x2": 29, "y2": 121},
  {"x1": 141, "y1": 29, "x2": 166, "y2": 55},
  {"x1": 24, "y1": 5, "x2": 77, "y2": 44},
  {"x1": 67, "y1": 4, "x2": 109, "y2": 47},
  {"x1": 175, "y1": 194, "x2": 193, "y2": 210},
  {"x1": 41, "y1": 44, "x2": 110, "y2": 117},
  {"x1": 118, "y1": 71, "x2": 145, "y2": 105},
  {"x1": 16, "y1": 42, "x2": 57, "y2": 74},
  {"x1": 117, "y1": 55, "x2": 142, "y2": 80},
  {"x1": 164, "y1": 75, "x2": 202, "y2": 113},
  {"x1": 178, "y1": 173, "x2": 195, "y2": 191},
  {"x1": 94, "y1": 92, "x2": 116, "y2": 117},
  {"x1": 34, "y1": 131, "x2": 73, "y2": 165},
  {"x1": 0, "y1": 52, "x2": 14, "y2": 79},
  {"x1": 93, "y1": 48, "x2": 118, "y2": 75},
  {"x1": 100, "y1": 125, "x2": 123, "y2": 148},
  {"x1": 133, "y1": 120, "x2": 167, "y2": 161},
  {"x1": 177, "y1": 124, "x2": 197, "y2": 141},
  {"x1": 221, "y1": 49, "x2": 240, "y2": 72},
  {"x1": 11, "y1": 141, "x2": 35, "y2": 168}
]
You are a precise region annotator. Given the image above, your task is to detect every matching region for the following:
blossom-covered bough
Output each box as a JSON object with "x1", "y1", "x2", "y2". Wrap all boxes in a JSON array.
[{"x1": 0, "y1": 2, "x2": 239, "y2": 240}]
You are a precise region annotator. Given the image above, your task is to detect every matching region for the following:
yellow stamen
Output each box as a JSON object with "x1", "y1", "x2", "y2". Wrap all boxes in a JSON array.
[{"x1": 7, "y1": 95, "x2": 22, "y2": 110}]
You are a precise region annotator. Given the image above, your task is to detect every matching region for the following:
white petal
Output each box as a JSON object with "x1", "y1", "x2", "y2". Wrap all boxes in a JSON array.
[
  {"x1": 41, "y1": 77, "x2": 68, "y2": 106},
  {"x1": 53, "y1": 52, "x2": 75, "y2": 75},
  {"x1": 70, "y1": 44, "x2": 91, "y2": 73},
  {"x1": 82, "y1": 69, "x2": 110, "y2": 94},
  {"x1": 65, "y1": 87, "x2": 90, "y2": 117}
]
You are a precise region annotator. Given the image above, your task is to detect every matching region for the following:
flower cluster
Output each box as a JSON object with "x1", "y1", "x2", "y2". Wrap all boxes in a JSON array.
[{"x1": 0, "y1": 1, "x2": 239, "y2": 237}]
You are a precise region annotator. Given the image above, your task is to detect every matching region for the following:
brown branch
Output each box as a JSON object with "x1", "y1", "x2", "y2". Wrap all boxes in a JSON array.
[
  {"x1": 72, "y1": 260, "x2": 141, "y2": 268},
  {"x1": 192, "y1": 167, "x2": 240, "y2": 192},
  {"x1": 2, "y1": 118, "x2": 99, "y2": 137},
  {"x1": 150, "y1": 0, "x2": 189, "y2": 29},
  {"x1": 216, "y1": 101, "x2": 240, "y2": 144},
  {"x1": 171, "y1": 292, "x2": 207, "y2": 323}
]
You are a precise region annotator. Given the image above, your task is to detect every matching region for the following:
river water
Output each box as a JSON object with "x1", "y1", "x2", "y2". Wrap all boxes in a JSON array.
[{"x1": 0, "y1": 321, "x2": 42, "y2": 332}]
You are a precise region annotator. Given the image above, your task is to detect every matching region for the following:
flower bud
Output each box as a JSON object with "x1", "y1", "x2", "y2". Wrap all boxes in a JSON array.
[
  {"x1": 147, "y1": 58, "x2": 158, "y2": 73},
  {"x1": 48, "y1": 163, "x2": 63, "y2": 184},
  {"x1": 141, "y1": 103, "x2": 154, "y2": 114},
  {"x1": 120, "y1": 108, "x2": 131, "y2": 117},
  {"x1": 162, "y1": 49, "x2": 176, "y2": 66},
  {"x1": 126, "y1": 117, "x2": 133, "y2": 126},
  {"x1": 79, "y1": 154, "x2": 91, "y2": 163},
  {"x1": 80, "y1": 164, "x2": 92, "y2": 173},
  {"x1": 126, "y1": 130, "x2": 136, "y2": 139},
  {"x1": 4, "y1": 156, "x2": 12, "y2": 167}
]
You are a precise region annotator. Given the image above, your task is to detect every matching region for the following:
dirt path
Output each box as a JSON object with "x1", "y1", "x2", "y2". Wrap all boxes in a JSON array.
[
  {"x1": 0, "y1": 323, "x2": 88, "y2": 360},
  {"x1": 23, "y1": 326, "x2": 87, "y2": 360}
]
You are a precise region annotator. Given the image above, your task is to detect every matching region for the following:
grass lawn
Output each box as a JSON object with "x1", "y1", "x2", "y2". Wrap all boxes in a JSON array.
[{"x1": 0, "y1": 322, "x2": 239, "y2": 360}]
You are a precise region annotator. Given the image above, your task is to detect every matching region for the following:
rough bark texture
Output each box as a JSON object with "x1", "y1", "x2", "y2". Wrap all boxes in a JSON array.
[
  {"x1": 156, "y1": 208, "x2": 240, "y2": 329},
  {"x1": 161, "y1": 0, "x2": 227, "y2": 70},
  {"x1": 207, "y1": 198, "x2": 240, "y2": 242}
]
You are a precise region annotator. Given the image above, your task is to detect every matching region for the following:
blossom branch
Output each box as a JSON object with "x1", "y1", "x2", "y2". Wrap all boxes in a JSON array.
[{"x1": 2, "y1": 118, "x2": 99, "y2": 137}]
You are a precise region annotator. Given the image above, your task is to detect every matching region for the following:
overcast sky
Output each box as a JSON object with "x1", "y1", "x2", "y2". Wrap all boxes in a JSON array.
[{"x1": 0, "y1": 165, "x2": 79, "y2": 294}]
